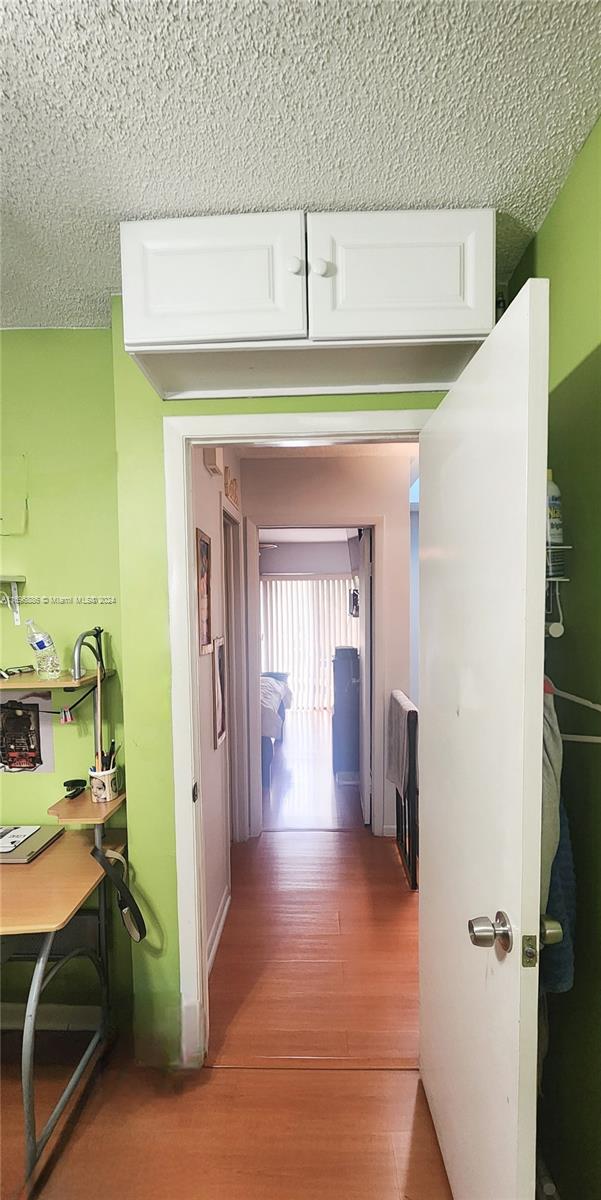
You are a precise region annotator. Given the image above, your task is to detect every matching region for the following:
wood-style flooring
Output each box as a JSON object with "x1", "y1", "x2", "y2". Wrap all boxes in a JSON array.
[
  {"x1": 0, "y1": 720, "x2": 451, "y2": 1200},
  {"x1": 263, "y1": 709, "x2": 364, "y2": 831},
  {"x1": 208, "y1": 830, "x2": 419, "y2": 1069},
  {"x1": 1, "y1": 1054, "x2": 450, "y2": 1200}
]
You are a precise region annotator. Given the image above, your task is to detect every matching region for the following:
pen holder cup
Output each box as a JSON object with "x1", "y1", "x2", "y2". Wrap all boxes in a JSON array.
[{"x1": 89, "y1": 766, "x2": 118, "y2": 804}]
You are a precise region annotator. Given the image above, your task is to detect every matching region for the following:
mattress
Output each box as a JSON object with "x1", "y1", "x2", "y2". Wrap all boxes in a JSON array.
[{"x1": 260, "y1": 676, "x2": 292, "y2": 740}]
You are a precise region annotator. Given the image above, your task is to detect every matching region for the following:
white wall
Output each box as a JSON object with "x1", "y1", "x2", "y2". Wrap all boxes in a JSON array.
[
  {"x1": 190, "y1": 446, "x2": 242, "y2": 951},
  {"x1": 410, "y1": 508, "x2": 420, "y2": 703},
  {"x1": 242, "y1": 452, "x2": 412, "y2": 835},
  {"x1": 259, "y1": 540, "x2": 352, "y2": 576}
]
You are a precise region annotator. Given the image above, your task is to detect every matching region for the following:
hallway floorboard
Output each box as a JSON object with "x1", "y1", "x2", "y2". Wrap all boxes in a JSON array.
[
  {"x1": 208, "y1": 830, "x2": 419, "y2": 1069},
  {"x1": 1, "y1": 1058, "x2": 451, "y2": 1200},
  {"x1": 262, "y1": 710, "x2": 364, "y2": 831}
]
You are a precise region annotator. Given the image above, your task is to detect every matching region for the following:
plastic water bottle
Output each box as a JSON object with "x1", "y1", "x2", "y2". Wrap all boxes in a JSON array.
[
  {"x1": 26, "y1": 619, "x2": 61, "y2": 679},
  {"x1": 546, "y1": 469, "x2": 565, "y2": 579}
]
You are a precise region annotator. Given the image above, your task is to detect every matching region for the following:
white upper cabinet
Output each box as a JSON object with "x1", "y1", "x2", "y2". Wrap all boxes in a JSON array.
[
  {"x1": 120, "y1": 208, "x2": 496, "y2": 396},
  {"x1": 120, "y1": 211, "x2": 307, "y2": 347},
  {"x1": 306, "y1": 210, "x2": 495, "y2": 340}
]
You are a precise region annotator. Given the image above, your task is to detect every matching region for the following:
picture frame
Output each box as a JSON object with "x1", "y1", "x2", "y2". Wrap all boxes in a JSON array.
[
  {"x1": 212, "y1": 636, "x2": 226, "y2": 747},
  {"x1": 196, "y1": 528, "x2": 212, "y2": 654}
]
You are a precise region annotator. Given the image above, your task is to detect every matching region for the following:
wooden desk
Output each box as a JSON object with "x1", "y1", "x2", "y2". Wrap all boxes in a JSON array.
[
  {"x1": 0, "y1": 829, "x2": 126, "y2": 936},
  {"x1": 1, "y1": 828, "x2": 126, "y2": 1182}
]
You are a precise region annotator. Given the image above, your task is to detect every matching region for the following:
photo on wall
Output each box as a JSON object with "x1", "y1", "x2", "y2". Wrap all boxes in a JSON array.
[
  {"x1": 0, "y1": 695, "x2": 55, "y2": 773},
  {"x1": 212, "y1": 636, "x2": 226, "y2": 748},
  {"x1": 196, "y1": 528, "x2": 212, "y2": 654}
]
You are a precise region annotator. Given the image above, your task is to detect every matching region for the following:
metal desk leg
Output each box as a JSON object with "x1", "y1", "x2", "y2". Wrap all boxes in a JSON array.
[
  {"x1": 22, "y1": 931, "x2": 55, "y2": 1176},
  {"x1": 20, "y1": 929, "x2": 109, "y2": 1178}
]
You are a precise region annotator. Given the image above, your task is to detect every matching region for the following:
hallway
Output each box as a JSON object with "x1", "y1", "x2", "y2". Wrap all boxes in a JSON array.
[{"x1": 202, "y1": 825, "x2": 449, "y2": 1198}]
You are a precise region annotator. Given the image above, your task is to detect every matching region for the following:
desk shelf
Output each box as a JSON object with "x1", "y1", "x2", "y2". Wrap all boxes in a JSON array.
[
  {"x1": 48, "y1": 790, "x2": 126, "y2": 826},
  {"x1": 0, "y1": 670, "x2": 114, "y2": 692}
]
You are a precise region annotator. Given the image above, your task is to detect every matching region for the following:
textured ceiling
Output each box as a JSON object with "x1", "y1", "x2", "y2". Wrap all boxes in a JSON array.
[{"x1": 2, "y1": 0, "x2": 600, "y2": 328}]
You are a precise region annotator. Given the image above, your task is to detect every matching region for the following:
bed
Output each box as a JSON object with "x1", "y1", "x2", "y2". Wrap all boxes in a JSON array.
[{"x1": 260, "y1": 674, "x2": 292, "y2": 788}]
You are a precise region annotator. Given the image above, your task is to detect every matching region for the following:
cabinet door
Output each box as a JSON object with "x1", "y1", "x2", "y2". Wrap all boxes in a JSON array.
[
  {"x1": 121, "y1": 212, "x2": 307, "y2": 346},
  {"x1": 307, "y1": 210, "x2": 494, "y2": 340}
]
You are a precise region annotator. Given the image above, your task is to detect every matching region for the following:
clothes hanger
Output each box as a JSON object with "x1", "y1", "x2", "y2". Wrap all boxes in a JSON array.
[{"x1": 548, "y1": 682, "x2": 601, "y2": 744}]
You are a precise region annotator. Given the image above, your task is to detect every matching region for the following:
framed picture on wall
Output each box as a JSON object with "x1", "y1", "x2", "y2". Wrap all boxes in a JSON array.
[
  {"x1": 212, "y1": 636, "x2": 226, "y2": 747},
  {"x1": 196, "y1": 528, "x2": 212, "y2": 654}
]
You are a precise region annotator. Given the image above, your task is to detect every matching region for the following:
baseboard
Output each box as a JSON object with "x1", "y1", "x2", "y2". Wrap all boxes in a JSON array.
[
  {"x1": 178, "y1": 889, "x2": 230, "y2": 1066},
  {"x1": 207, "y1": 888, "x2": 231, "y2": 973},
  {"x1": 1, "y1": 1002, "x2": 101, "y2": 1031},
  {"x1": 383, "y1": 824, "x2": 397, "y2": 837},
  {"x1": 178, "y1": 996, "x2": 206, "y2": 1068}
]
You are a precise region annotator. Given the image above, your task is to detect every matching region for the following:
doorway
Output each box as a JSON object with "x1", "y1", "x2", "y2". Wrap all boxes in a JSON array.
[
  {"x1": 164, "y1": 408, "x2": 425, "y2": 1067},
  {"x1": 190, "y1": 436, "x2": 420, "y2": 1076},
  {"x1": 258, "y1": 530, "x2": 366, "y2": 833}
]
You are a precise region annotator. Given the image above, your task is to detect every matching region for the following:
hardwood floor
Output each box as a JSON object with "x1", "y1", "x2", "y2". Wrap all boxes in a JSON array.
[
  {"x1": 1, "y1": 778, "x2": 451, "y2": 1198},
  {"x1": 2, "y1": 1057, "x2": 451, "y2": 1200},
  {"x1": 208, "y1": 830, "x2": 419, "y2": 1068},
  {"x1": 263, "y1": 709, "x2": 364, "y2": 831}
]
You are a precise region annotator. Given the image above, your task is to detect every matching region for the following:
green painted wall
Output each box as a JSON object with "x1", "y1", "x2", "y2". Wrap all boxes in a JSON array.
[
  {"x1": 0, "y1": 329, "x2": 132, "y2": 1013},
  {"x1": 511, "y1": 117, "x2": 601, "y2": 1200}
]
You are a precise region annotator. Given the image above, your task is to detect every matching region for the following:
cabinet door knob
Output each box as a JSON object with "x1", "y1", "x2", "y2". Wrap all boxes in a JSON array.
[
  {"x1": 286, "y1": 256, "x2": 303, "y2": 275},
  {"x1": 312, "y1": 258, "x2": 329, "y2": 276}
]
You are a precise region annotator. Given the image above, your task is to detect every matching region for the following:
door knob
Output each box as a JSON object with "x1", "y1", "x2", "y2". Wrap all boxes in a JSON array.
[
  {"x1": 312, "y1": 258, "x2": 329, "y2": 276},
  {"x1": 468, "y1": 911, "x2": 513, "y2": 953},
  {"x1": 540, "y1": 914, "x2": 563, "y2": 946},
  {"x1": 286, "y1": 256, "x2": 303, "y2": 275}
]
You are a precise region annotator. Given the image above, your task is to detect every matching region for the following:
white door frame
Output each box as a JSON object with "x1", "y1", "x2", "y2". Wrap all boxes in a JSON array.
[{"x1": 163, "y1": 408, "x2": 431, "y2": 1065}]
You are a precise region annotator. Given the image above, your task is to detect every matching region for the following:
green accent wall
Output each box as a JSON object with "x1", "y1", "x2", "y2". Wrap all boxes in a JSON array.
[
  {"x1": 511, "y1": 117, "x2": 601, "y2": 1200},
  {"x1": 0, "y1": 329, "x2": 131, "y2": 1014}
]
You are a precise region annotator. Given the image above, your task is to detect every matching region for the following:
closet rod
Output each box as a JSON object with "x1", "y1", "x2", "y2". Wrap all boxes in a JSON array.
[
  {"x1": 554, "y1": 688, "x2": 601, "y2": 714},
  {"x1": 562, "y1": 734, "x2": 601, "y2": 745}
]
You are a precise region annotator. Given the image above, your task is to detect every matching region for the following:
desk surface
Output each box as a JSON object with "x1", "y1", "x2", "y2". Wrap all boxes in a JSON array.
[
  {"x1": 0, "y1": 830, "x2": 126, "y2": 936},
  {"x1": 48, "y1": 790, "x2": 126, "y2": 826}
]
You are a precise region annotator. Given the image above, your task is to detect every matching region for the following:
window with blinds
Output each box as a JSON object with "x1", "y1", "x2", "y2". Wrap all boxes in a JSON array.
[{"x1": 260, "y1": 577, "x2": 359, "y2": 710}]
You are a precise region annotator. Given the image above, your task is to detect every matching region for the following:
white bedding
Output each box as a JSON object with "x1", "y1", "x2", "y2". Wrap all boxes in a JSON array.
[{"x1": 260, "y1": 676, "x2": 293, "y2": 739}]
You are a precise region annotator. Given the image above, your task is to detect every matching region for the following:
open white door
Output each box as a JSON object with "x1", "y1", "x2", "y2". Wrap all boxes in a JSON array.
[
  {"x1": 419, "y1": 280, "x2": 548, "y2": 1200},
  {"x1": 244, "y1": 517, "x2": 262, "y2": 837}
]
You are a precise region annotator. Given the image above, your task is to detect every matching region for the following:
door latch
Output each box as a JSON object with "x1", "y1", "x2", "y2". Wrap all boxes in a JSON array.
[
  {"x1": 192, "y1": 781, "x2": 198, "y2": 804},
  {"x1": 522, "y1": 935, "x2": 538, "y2": 967}
]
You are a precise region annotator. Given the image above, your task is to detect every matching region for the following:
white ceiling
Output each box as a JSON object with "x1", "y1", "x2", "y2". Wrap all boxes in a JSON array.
[
  {"x1": 260, "y1": 528, "x2": 355, "y2": 543},
  {"x1": 2, "y1": 1, "x2": 600, "y2": 328}
]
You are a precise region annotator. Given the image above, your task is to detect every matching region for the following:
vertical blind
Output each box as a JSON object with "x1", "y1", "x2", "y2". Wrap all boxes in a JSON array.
[{"x1": 260, "y1": 577, "x2": 359, "y2": 710}]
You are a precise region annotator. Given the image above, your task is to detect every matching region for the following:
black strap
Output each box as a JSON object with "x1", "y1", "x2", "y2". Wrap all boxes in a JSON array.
[{"x1": 91, "y1": 846, "x2": 147, "y2": 943}]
